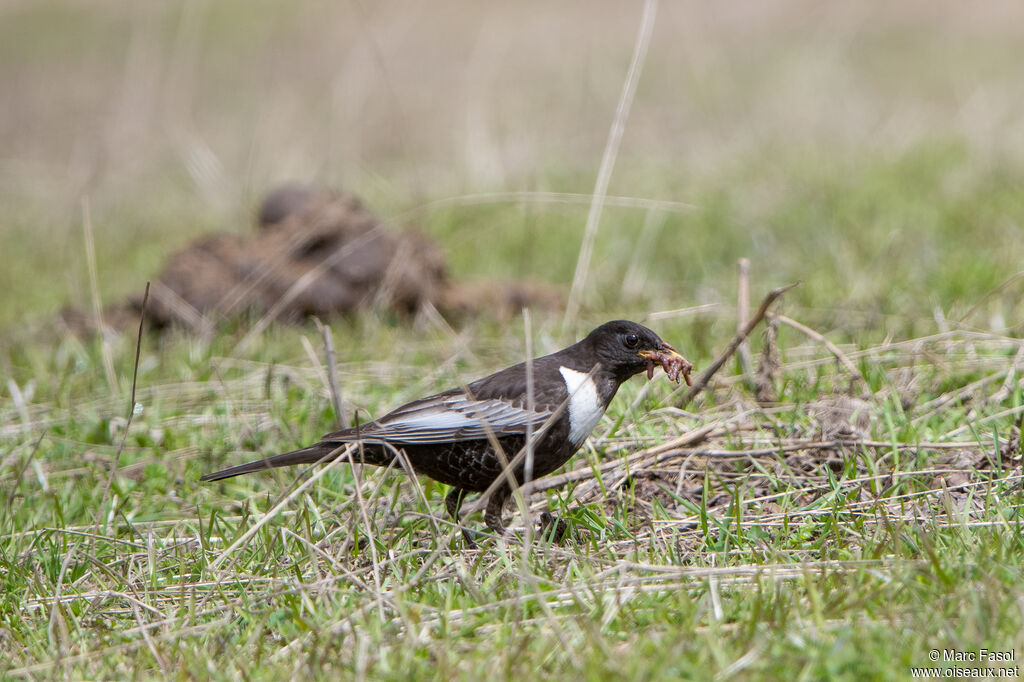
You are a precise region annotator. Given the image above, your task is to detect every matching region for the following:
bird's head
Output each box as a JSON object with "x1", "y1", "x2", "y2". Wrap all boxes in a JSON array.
[{"x1": 584, "y1": 320, "x2": 692, "y2": 385}]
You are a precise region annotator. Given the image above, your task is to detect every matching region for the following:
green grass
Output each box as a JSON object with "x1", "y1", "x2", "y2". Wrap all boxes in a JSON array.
[
  {"x1": 5, "y1": 1, "x2": 1024, "y2": 679},
  {"x1": 3, "y1": 314, "x2": 1024, "y2": 679}
]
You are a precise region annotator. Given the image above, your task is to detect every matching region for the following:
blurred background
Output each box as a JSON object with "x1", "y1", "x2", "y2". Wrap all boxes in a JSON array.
[{"x1": 2, "y1": 0, "x2": 1024, "y2": 338}]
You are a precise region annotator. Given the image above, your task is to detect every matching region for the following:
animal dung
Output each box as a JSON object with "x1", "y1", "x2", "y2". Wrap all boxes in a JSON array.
[{"x1": 60, "y1": 185, "x2": 561, "y2": 336}]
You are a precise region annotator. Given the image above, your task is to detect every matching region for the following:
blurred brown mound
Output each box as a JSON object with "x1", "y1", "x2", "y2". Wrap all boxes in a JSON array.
[
  {"x1": 60, "y1": 185, "x2": 561, "y2": 336},
  {"x1": 148, "y1": 186, "x2": 448, "y2": 326}
]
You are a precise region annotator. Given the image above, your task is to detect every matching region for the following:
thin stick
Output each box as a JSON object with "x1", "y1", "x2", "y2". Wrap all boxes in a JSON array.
[
  {"x1": 97, "y1": 282, "x2": 150, "y2": 534},
  {"x1": 313, "y1": 317, "x2": 347, "y2": 429},
  {"x1": 773, "y1": 314, "x2": 867, "y2": 388},
  {"x1": 563, "y1": 0, "x2": 659, "y2": 328},
  {"x1": 11, "y1": 430, "x2": 47, "y2": 491},
  {"x1": 517, "y1": 309, "x2": 541, "y2": 619},
  {"x1": 82, "y1": 197, "x2": 118, "y2": 392},
  {"x1": 676, "y1": 282, "x2": 799, "y2": 407},
  {"x1": 736, "y1": 258, "x2": 754, "y2": 390}
]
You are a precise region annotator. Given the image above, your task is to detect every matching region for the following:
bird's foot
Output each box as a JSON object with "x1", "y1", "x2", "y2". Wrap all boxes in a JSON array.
[
  {"x1": 460, "y1": 526, "x2": 480, "y2": 549},
  {"x1": 537, "y1": 512, "x2": 569, "y2": 543}
]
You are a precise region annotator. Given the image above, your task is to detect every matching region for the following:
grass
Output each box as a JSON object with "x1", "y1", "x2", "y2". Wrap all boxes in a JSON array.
[
  {"x1": 3, "y1": 315, "x2": 1024, "y2": 679},
  {"x1": 4, "y1": 1, "x2": 1024, "y2": 679}
]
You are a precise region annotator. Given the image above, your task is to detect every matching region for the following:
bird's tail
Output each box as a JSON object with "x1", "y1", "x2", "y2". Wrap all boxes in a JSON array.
[{"x1": 200, "y1": 443, "x2": 345, "y2": 482}]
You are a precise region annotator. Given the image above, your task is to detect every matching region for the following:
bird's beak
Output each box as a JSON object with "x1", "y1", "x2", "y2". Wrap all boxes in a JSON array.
[{"x1": 639, "y1": 343, "x2": 693, "y2": 385}]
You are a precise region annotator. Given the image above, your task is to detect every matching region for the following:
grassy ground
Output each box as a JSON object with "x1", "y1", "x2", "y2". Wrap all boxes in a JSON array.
[{"x1": 3, "y1": 1, "x2": 1024, "y2": 679}]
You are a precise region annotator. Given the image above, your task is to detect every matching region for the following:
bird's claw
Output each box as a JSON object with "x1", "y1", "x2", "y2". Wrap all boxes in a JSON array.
[
  {"x1": 538, "y1": 512, "x2": 569, "y2": 543},
  {"x1": 460, "y1": 527, "x2": 480, "y2": 548}
]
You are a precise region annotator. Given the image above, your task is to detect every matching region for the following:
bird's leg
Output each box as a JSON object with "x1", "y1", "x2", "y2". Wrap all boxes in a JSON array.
[
  {"x1": 484, "y1": 487, "x2": 511, "y2": 538},
  {"x1": 444, "y1": 487, "x2": 478, "y2": 548},
  {"x1": 444, "y1": 487, "x2": 466, "y2": 519}
]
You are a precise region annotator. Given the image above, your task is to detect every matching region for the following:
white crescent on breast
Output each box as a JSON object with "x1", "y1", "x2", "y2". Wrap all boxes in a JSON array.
[{"x1": 559, "y1": 366, "x2": 605, "y2": 446}]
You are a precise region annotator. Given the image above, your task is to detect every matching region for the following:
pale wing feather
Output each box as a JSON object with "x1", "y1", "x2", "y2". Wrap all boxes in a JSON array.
[{"x1": 333, "y1": 396, "x2": 550, "y2": 445}]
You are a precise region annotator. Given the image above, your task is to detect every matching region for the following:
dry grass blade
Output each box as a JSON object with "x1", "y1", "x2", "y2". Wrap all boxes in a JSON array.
[
  {"x1": 7, "y1": 4, "x2": 1024, "y2": 679},
  {"x1": 313, "y1": 317, "x2": 347, "y2": 429},
  {"x1": 564, "y1": 0, "x2": 659, "y2": 328},
  {"x1": 395, "y1": 191, "x2": 697, "y2": 222},
  {"x1": 644, "y1": 303, "x2": 721, "y2": 321},
  {"x1": 81, "y1": 196, "x2": 118, "y2": 392},
  {"x1": 736, "y1": 258, "x2": 754, "y2": 390}
]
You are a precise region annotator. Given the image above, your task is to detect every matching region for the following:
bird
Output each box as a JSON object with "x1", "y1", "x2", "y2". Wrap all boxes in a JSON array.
[{"x1": 201, "y1": 320, "x2": 692, "y2": 543}]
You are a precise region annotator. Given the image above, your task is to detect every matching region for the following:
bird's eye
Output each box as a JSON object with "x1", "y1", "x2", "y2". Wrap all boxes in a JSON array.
[{"x1": 624, "y1": 333, "x2": 640, "y2": 349}]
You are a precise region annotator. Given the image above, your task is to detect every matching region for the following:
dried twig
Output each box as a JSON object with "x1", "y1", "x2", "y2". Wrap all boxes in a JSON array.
[{"x1": 676, "y1": 282, "x2": 799, "y2": 407}]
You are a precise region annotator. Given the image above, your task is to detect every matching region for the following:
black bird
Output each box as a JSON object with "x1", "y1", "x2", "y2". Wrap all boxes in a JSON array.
[{"x1": 201, "y1": 320, "x2": 691, "y2": 541}]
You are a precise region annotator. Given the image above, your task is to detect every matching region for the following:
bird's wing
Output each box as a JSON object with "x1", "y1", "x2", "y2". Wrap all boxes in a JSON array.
[{"x1": 326, "y1": 394, "x2": 551, "y2": 445}]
